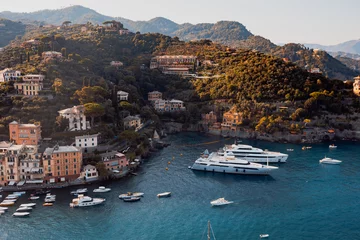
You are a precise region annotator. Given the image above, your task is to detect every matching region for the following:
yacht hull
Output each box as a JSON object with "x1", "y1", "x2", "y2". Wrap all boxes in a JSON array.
[{"x1": 191, "y1": 163, "x2": 274, "y2": 175}]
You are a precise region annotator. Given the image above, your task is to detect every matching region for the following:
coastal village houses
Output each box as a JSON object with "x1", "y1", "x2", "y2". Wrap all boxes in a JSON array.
[
  {"x1": 117, "y1": 90, "x2": 129, "y2": 101},
  {"x1": 58, "y1": 105, "x2": 91, "y2": 131},
  {"x1": 154, "y1": 99, "x2": 186, "y2": 112},
  {"x1": 14, "y1": 74, "x2": 45, "y2": 96},
  {"x1": 221, "y1": 106, "x2": 243, "y2": 131},
  {"x1": 353, "y1": 76, "x2": 360, "y2": 96},
  {"x1": 0, "y1": 68, "x2": 21, "y2": 82},
  {"x1": 100, "y1": 151, "x2": 129, "y2": 172},
  {"x1": 75, "y1": 134, "x2": 99, "y2": 152},
  {"x1": 123, "y1": 115, "x2": 142, "y2": 131},
  {"x1": 201, "y1": 111, "x2": 218, "y2": 125},
  {"x1": 9, "y1": 121, "x2": 42, "y2": 145},
  {"x1": 79, "y1": 164, "x2": 98, "y2": 182},
  {"x1": 150, "y1": 55, "x2": 198, "y2": 75},
  {"x1": 43, "y1": 145, "x2": 83, "y2": 183},
  {"x1": 148, "y1": 91, "x2": 162, "y2": 102}
]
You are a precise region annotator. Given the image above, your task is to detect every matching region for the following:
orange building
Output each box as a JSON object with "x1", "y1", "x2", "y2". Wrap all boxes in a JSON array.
[
  {"x1": 221, "y1": 106, "x2": 243, "y2": 131},
  {"x1": 148, "y1": 91, "x2": 162, "y2": 102},
  {"x1": 43, "y1": 145, "x2": 82, "y2": 182},
  {"x1": 9, "y1": 121, "x2": 41, "y2": 145}
]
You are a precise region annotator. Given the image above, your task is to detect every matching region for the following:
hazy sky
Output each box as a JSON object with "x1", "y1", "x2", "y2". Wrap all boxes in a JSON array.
[{"x1": 1, "y1": 0, "x2": 359, "y2": 45}]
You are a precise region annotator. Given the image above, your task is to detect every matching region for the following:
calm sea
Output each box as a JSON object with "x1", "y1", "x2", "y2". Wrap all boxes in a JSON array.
[{"x1": 0, "y1": 132, "x2": 359, "y2": 240}]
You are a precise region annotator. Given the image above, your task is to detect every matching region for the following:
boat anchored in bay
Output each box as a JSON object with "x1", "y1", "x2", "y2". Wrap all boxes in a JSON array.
[
  {"x1": 70, "y1": 194, "x2": 105, "y2": 207},
  {"x1": 190, "y1": 151, "x2": 278, "y2": 175}
]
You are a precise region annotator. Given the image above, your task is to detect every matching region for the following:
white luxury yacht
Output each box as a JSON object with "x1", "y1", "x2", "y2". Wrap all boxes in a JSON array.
[
  {"x1": 70, "y1": 194, "x2": 105, "y2": 207},
  {"x1": 218, "y1": 142, "x2": 288, "y2": 163},
  {"x1": 190, "y1": 152, "x2": 278, "y2": 175}
]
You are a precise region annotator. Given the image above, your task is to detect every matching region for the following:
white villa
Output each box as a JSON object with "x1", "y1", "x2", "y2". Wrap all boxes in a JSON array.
[
  {"x1": 117, "y1": 91, "x2": 129, "y2": 101},
  {"x1": 42, "y1": 51, "x2": 62, "y2": 60},
  {"x1": 75, "y1": 134, "x2": 99, "y2": 152},
  {"x1": 58, "y1": 105, "x2": 90, "y2": 131},
  {"x1": 154, "y1": 99, "x2": 185, "y2": 112},
  {"x1": 0, "y1": 68, "x2": 21, "y2": 82},
  {"x1": 110, "y1": 61, "x2": 123, "y2": 67}
]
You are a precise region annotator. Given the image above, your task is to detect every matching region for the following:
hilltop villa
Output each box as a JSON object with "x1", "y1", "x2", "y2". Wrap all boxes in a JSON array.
[{"x1": 58, "y1": 105, "x2": 90, "y2": 131}]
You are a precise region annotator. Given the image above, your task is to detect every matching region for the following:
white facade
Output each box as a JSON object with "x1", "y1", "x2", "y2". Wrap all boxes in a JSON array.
[
  {"x1": 119, "y1": 29, "x2": 130, "y2": 35},
  {"x1": 117, "y1": 91, "x2": 129, "y2": 101},
  {"x1": 75, "y1": 134, "x2": 99, "y2": 149},
  {"x1": 14, "y1": 74, "x2": 45, "y2": 96},
  {"x1": 80, "y1": 164, "x2": 98, "y2": 181},
  {"x1": 110, "y1": 61, "x2": 123, "y2": 67},
  {"x1": 0, "y1": 68, "x2": 21, "y2": 82},
  {"x1": 42, "y1": 51, "x2": 62, "y2": 60},
  {"x1": 154, "y1": 99, "x2": 185, "y2": 112},
  {"x1": 58, "y1": 105, "x2": 90, "y2": 131}
]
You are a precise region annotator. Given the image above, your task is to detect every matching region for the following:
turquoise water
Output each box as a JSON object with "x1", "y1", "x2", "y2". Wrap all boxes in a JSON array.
[{"x1": 1, "y1": 132, "x2": 360, "y2": 240}]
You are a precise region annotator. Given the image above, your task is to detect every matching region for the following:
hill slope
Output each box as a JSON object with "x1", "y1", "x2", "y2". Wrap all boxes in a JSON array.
[
  {"x1": 0, "y1": 19, "x2": 28, "y2": 47},
  {"x1": 305, "y1": 39, "x2": 360, "y2": 55}
]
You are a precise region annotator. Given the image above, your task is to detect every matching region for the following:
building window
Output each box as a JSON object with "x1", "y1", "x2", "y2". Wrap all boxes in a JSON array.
[
  {"x1": 74, "y1": 159, "x2": 76, "y2": 163},
  {"x1": 66, "y1": 165, "x2": 68, "y2": 169},
  {"x1": 57, "y1": 166, "x2": 60, "y2": 170},
  {"x1": 66, "y1": 170, "x2": 68, "y2": 175},
  {"x1": 74, "y1": 170, "x2": 77, "y2": 174},
  {"x1": 57, "y1": 160, "x2": 59, "y2": 164},
  {"x1": 65, "y1": 159, "x2": 68, "y2": 163},
  {"x1": 65, "y1": 153, "x2": 67, "y2": 156},
  {"x1": 74, "y1": 164, "x2": 76, "y2": 169},
  {"x1": 57, "y1": 172, "x2": 60, "y2": 176},
  {"x1": 57, "y1": 154, "x2": 59, "y2": 157}
]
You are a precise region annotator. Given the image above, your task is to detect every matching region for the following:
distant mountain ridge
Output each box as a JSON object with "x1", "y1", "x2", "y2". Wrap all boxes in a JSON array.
[{"x1": 305, "y1": 40, "x2": 360, "y2": 55}]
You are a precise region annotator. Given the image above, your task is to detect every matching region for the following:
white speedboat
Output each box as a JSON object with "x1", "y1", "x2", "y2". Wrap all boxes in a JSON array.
[
  {"x1": 13, "y1": 212, "x2": 30, "y2": 217},
  {"x1": 210, "y1": 198, "x2": 234, "y2": 206},
  {"x1": 260, "y1": 234, "x2": 269, "y2": 238},
  {"x1": 13, "y1": 191, "x2": 26, "y2": 196},
  {"x1": 0, "y1": 201, "x2": 15, "y2": 206},
  {"x1": 119, "y1": 192, "x2": 144, "y2": 199},
  {"x1": 44, "y1": 194, "x2": 56, "y2": 203},
  {"x1": 5, "y1": 195, "x2": 18, "y2": 200},
  {"x1": 70, "y1": 188, "x2": 88, "y2": 195},
  {"x1": 16, "y1": 207, "x2": 33, "y2": 212},
  {"x1": 3, "y1": 198, "x2": 17, "y2": 202},
  {"x1": 70, "y1": 194, "x2": 105, "y2": 208},
  {"x1": 93, "y1": 186, "x2": 111, "y2": 193},
  {"x1": 29, "y1": 196, "x2": 40, "y2": 200},
  {"x1": 191, "y1": 152, "x2": 278, "y2": 175},
  {"x1": 157, "y1": 192, "x2": 171, "y2": 198},
  {"x1": 20, "y1": 203, "x2": 36, "y2": 208},
  {"x1": 320, "y1": 157, "x2": 342, "y2": 165},
  {"x1": 329, "y1": 144, "x2": 337, "y2": 149},
  {"x1": 0, "y1": 206, "x2": 8, "y2": 211},
  {"x1": 219, "y1": 142, "x2": 288, "y2": 163}
]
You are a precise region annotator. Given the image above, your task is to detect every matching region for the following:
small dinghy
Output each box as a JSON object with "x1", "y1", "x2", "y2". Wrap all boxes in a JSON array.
[
  {"x1": 329, "y1": 144, "x2": 337, "y2": 149},
  {"x1": 20, "y1": 203, "x2": 36, "y2": 208},
  {"x1": 43, "y1": 203, "x2": 53, "y2": 207},
  {"x1": 157, "y1": 192, "x2": 171, "y2": 198},
  {"x1": 16, "y1": 207, "x2": 33, "y2": 212},
  {"x1": 13, "y1": 212, "x2": 30, "y2": 217},
  {"x1": 260, "y1": 234, "x2": 269, "y2": 238},
  {"x1": 0, "y1": 201, "x2": 15, "y2": 206}
]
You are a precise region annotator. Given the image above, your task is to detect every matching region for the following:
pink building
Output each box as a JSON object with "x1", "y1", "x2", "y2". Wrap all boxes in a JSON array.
[{"x1": 100, "y1": 151, "x2": 129, "y2": 172}]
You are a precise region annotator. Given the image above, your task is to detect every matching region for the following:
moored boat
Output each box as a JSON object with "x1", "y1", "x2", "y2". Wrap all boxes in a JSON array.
[
  {"x1": 0, "y1": 206, "x2": 8, "y2": 211},
  {"x1": 123, "y1": 197, "x2": 141, "y2": 202},
  {"x1": 43, "y1": 203, "x2": 53, "y2": 207},
  {"x1": 320, "y1": 157, "x2": 342, "y2": 165},
  {"x1": 93, "y1": 186, "x2": 111, "y2": 193},
  {"x1": 119, "y1": 192, "x2": 144, "y2": 199},
  {"x1": 70, "y1": 194, "x2": 105, "y2": 208},
  {"x1": 157, "y1": 192, "x2": 171, "y2": 198},
  {"x1": 70, "y1": 188, "x2": 88, "y2": 195},
  {"x1": 20, "y1": 203, "x2": 36, "y2": 208},
  {"x1": 16, "y1": 207, "x2": 33, "y2": 212},
  {"x1": 210, "y1": 198, "x2": 233, "y2": 206},
  {"x1": 329, "y1": 144, "x2": 337, "y2": 149},
  {"x1": 13, "y1": 212, "x2": 30, "y2": 217},
  {"x1": 191, "y1": 152, "x2": 278, "y2": 175},
  {"x1": 0, "y1": 201, "x2": 15, "y2": 207},
  {"x1": 44, "y1": 194, "x2": 56, "y2": 203},
  {"x1": 260, "y1": 234, "x2": 269, "y2": 238},
  {"x1": 29, "y1": 196, "x2": 40, "y2": 200},
  {"x1": 219, "y1": 141, "x2": 288, "y2": 163}
]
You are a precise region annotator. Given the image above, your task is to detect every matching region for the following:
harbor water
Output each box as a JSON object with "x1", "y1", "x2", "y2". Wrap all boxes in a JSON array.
[{"x1": 1, "y1": 132, "x2": 360, "y2": 240}]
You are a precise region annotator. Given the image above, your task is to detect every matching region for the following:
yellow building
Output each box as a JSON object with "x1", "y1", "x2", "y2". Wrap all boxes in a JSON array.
[
  {"x1": 43, "y1": 145, "x2": 82, "y2": 182},
  {"x1": 221, "y1": 106, "x2": 243, "y2": 131},
  {"x1": 353, "y1": 76, "x2": 360, "y2": 96}
]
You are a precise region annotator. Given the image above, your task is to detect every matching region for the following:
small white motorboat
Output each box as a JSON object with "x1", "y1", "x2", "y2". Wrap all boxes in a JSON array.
[
  {"x1": 29, "y1": 196, "x2": 40, "y2": 200},
  {"x1": 93, "y1": 186, "x2": 111, "y2": 193},
  {"x1": 5, "y1": 195, "x2": 18, "y2": 200},
  {"x1": 3, "y1": 199, "x2": 17, "y2": 202},
  {"x1": 157, "y1": 192, "x2": 171, "y2": 198},
  {"x1": 13, "y1": 212, "x2": 30, "y2": 217},
  {"x1": 329, "y1": 144, "x2": 337, "y2": 149},
  {"x1": 320, "y1": 157, "x2": 342, "y2": 165},
  {"x1": 286, "y1": 149, "x2": 294, "y2": 152},
  {"x1": 69, "y1": 195, "x2": 105, "y2": 208},
  {"x1": 44, "y1": 194, "x2": 56, "y2": 203},
  {"x1": 260, "y1": 234, "x2": 269, "y2": 238},
  {"x1": 70, "y1": 188, "x2": 88, "y2": 195},
  {"x1": 119, "y1": 192, "x2": 144, "y2": 199},
  {"x1": 13, "y1": 191, "x2": 26, "y2": 196},
  {"x1": 16, "y1": 207, "x2": 33, "y2": 212},
  {"x1": 0, "y1": 206, "x2": 8, "y2": 211},
  {"x1": 210, "y1": 198, "x2": 234, "y2": 206},
  {"x1": 20, "y1": 203, "x2": 36, "y2": 208}
]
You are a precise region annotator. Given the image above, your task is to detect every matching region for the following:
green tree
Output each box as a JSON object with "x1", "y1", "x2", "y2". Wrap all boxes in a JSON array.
[
  {"x1": 84, "y1": 103, "x2": 105, "y2": 127},
  {"x1": 96, "y1": 162, "x2": 109, "y2": 178}
]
